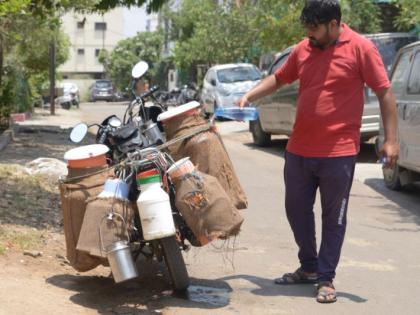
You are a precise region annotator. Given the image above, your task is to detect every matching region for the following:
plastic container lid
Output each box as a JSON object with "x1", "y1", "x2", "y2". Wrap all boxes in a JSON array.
[
  {"x1": 137, "y1": 168, "x2": 160, "y2": 179},
  {"x1": 64, "y1": 144, "x2": 109, "y2": 168},
  {"x1": 167, "y1": 157, "x2": 194, "y2": 180},
  {"x1": 138, "y1": 174, "x2": 161, "y2": 185},
  {"x1": 157, "y1": 101, "x2": 200, "y2": 122}
]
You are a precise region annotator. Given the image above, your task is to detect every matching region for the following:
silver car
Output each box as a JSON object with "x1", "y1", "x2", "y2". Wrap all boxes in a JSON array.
[
  {"x1": 377, "y1": 40, "x2": 420, "y2": 190},
  {"x1": 201, "y1": 63, "x2": 262, "y2": 115}
]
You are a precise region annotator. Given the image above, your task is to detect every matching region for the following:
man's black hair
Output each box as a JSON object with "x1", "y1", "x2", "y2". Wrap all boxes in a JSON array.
[{"x1": 300, "y1": 0, "x2": 341, "y2": 26}]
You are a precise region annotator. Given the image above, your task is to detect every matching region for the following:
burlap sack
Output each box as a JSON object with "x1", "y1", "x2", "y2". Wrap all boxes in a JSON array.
[
  {"x1": 77, "y1": 198, "x2": 136, "y2": 258},
  {"x1": 59, "y1": 167, "x2": 113, "y2": 271},
  {"x1": 164, "y1": 114, "x2": 248, "y2": 210},
  {"x1": 173, "y1": 171, "x2": 244, "y2": 245}
]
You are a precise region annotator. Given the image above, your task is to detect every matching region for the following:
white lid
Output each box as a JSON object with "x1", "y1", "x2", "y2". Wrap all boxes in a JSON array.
[
  {"x1": 64, "y1": 144, "x2": 109, "y2": 161},
  {"x1": 157, "y1": 101, "x2": 200, "y2": 122},
  {"x1": 167, "y1": 157, "x2": 191, "y2": 174}
]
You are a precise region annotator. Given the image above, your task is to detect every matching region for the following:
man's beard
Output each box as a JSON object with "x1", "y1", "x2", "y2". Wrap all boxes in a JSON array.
[
  {"x1": 309, "y1": 37, "x2": 322, "y2": 47},
  {"x1": 309, "y1": 27, "x2": 331, "y2": 49}
]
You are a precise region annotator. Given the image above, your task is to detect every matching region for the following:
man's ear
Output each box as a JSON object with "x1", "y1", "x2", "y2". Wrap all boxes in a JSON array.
[{"x1": 330, "y1": 19, "x2": 339, "y2": 29}]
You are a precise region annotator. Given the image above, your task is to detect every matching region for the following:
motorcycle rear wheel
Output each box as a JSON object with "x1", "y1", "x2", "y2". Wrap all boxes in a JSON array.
[{"x1": 159, "y1": 236, "x2": 189, "y2": 291}]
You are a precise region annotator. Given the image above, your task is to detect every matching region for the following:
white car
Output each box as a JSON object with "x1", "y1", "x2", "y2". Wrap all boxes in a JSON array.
[{"x1": 201, "y1": 63, "x2": 261, "y2": 115}]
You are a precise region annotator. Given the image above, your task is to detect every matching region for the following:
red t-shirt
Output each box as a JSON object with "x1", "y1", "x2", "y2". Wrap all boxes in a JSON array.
[{"x1": 274, "y1": 23, "x2": 390, "y2": 157}]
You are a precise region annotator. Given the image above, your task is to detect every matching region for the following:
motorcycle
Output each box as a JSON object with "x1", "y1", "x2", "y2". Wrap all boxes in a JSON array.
[
  {"x1": 177, "y1": 83, "x2": 199, "y2": 105},
  {"x1": 58, "y1": 82, "x2": 80, "y2": 110},
  {"x1": 67, "y1": 61, "x2": 193, "y2": 290}
]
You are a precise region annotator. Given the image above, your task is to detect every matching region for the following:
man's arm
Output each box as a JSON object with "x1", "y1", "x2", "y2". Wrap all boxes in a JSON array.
[
  {"x1": 376, "y1": 87, "x2": 399, "y2": 167},
  {"x1": 237, "y1": 74, "x2": 284, "y2": 108}
]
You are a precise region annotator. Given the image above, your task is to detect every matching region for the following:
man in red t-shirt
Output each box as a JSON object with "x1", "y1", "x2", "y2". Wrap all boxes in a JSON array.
[{"x1": 238, "y1": 0, "x2": 399, "y2": 303}]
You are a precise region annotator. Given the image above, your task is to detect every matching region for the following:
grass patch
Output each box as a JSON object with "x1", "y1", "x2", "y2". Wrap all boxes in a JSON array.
[
  {"x1": 0, "y1": 225, "x2": 44, "y2": 255},
  {"x1": 0, "y1": 164, "x2": 61, "y2": 230}
]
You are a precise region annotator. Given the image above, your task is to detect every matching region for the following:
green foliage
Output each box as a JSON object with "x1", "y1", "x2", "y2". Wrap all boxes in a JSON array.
[
  {"x1": 101, "y1": 31, "x2": 164, "y2": 90},
  {"x1": 394, "y1": 0, "x2": 420, "y2": 32},
  {"x1": 170, "y1": 0, "x2": 258, "y2": 75},
  {"x1": 167, "y1": 0, "x2": 388, "y2": 80},
  {"x1": 341, "y1": 0, "x2": 381, "y2": 33}
]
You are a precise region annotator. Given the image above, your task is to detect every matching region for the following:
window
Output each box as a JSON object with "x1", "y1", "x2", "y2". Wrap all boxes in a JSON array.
[
  {"x1": 95, "y1": 49, "x2": 101, "y2": 57},
  {"x1": 77, "y1": 49, "x2": 85, "y2": 56},
  {"x1": 77, "y1": 21, "x2": 85, "y2": 29},
  {"x1": 391, "y1": 51, "x2": 411, "y2": 97},
  {"x1": 216, "y1": 66, "x2": 261, "y2": 83},
  {"x1": 95, "y1": 22, "x2": 107, "y2": 31},
  {"x1": 407, "y1": 52, "x2": 420, "y2": 95}
]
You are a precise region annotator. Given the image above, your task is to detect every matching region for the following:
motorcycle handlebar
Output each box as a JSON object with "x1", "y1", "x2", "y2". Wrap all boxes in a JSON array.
[
  {"x1": 98, "y1": 125, "x2": 110, "y2": 144},
  {"x1": 139, "y1": 85, "x2": 159, "y2": 99}
]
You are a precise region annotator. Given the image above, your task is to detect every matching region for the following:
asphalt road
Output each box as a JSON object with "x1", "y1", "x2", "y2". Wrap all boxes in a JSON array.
[{"x1": 46, "y1": 102, "x2": 420, "y2": 314}]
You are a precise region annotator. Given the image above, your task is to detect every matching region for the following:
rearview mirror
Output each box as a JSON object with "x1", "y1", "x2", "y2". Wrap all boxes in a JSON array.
[
  {"x1": 210, "y1": 79, "x2": 216, "y2": 86},
  {"x1": 132, "y1": 61, "x2": 149, "y2": 79},
  {"x1": 70, "y1": 123, "x2": 88, "y2": 143}
]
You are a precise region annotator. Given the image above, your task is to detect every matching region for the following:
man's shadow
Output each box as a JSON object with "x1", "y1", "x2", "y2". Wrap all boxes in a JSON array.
[{"x1": 218, "y1": 274, "x2": 367, "y2": 303}]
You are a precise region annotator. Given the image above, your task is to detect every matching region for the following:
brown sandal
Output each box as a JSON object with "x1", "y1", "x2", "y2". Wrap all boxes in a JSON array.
[
  {"x1": 274, "y1": 268, "x2": 318, "y2": 285},
  {"x1": 316, "y1": 281, "x2": 337, "y2": 303}
]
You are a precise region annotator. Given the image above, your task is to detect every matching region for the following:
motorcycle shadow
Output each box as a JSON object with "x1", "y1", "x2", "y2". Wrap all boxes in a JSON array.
[{"x1": 46, "y1": 259, "x2": 232, "y2": 314}]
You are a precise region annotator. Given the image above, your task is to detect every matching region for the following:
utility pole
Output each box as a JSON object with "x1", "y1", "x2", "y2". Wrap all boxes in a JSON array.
[
  {"x1": 49, "y1": 31, "x2": 56, "y2": 115},
  {"x1": 0, "y1": 33, "x2": 3, "y2": 87}
]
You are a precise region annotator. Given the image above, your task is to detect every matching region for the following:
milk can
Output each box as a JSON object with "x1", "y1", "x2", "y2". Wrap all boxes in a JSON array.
[
  {"x1": 136, "y1": 170, "x2": 176, "y2": 241},
  {"x1": 99, "y1": 213, "x2": 138, "y2": 283}
]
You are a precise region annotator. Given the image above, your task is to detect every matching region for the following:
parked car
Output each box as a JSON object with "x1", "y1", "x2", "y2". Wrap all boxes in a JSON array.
[
  {"x1": 251, "y1": 33, "x2": 419, "y2": 146},
  {"x1": 57, "y1": 82, "x2": 80, "y2": 109},
  {"x1": 376, "y1": 40, "x2": 420, "y2": 190},
  {"x1": 89, "y1": 80, "x2": 116, "y2": 102},
  {"x1": 201, "y1": 63, "x2": 262, "y2": 115}
]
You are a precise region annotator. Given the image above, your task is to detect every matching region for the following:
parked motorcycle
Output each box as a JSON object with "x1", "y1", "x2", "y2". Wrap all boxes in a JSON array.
[
  {"x1": 66, "y1": 61, "x2": 192, "y2": 290},
  {"x1": 58, "y1": 82, "x2": 80, "y2": 109},
  {"x1": 177, "y1": 83, "x2": 199, "y2": 105}
]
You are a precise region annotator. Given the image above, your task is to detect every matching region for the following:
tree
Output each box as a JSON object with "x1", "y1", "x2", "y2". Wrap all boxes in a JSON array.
[
  {"x1": 394, "y1": 0, "x2": 420, "y2": 32},
  {"x1": 100, "y1": 31, "x2": 165, "y2": 90},
  {"x1": 169, "y1": 0, "x2": 257, "y2": 80}
]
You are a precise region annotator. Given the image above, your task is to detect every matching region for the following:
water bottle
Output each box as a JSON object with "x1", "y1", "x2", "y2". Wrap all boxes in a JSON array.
[{"x1": 214, "y1": 106, "x2": 259, "y2": 121}]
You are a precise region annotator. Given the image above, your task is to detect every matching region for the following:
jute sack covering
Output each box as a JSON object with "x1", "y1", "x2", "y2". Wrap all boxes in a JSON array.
[
  {"x1": 164, "y1": 114, "x2": 248, "y2": 210},
  {"x1": 59, "y1": 167, "x2": 113, "y2": 271},
  {"x1": 77, "y1": 198, "x2": 135, "y2": 258},
  {"x1": 172, "y1": 171, "x2": 244, "y2": 245}
]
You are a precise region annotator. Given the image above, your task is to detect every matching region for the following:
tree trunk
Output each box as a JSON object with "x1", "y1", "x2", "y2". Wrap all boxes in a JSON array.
[
  {"x1": 0, "y1": 33, "x2": 3, "y2": 87},
  {"x1": 49, "y1": 37, "x2": 56, "y2": 115}
]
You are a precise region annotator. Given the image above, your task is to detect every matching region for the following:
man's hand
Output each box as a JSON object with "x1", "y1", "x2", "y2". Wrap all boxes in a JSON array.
[
  {"x1": 235, "y1": 74, "x2": 283, "y2": 109},
  {"x1": 236, "y1": 94, "x2": 250, "y2": 109},
  {"x1": 379, "y1": 140, "x2": 399, "y2": 168},
  {"x1": 376, "y1": 87, "x2": 398, "y2": 168}
]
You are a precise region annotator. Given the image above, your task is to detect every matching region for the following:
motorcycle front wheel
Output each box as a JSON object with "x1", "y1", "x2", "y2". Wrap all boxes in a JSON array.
[{"x1": 159, "y1": 236, "x2": 189, "y2": 291}]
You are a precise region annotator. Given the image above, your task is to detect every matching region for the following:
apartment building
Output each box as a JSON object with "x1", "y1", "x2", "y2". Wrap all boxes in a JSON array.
[
  {"x1": 59, "y1": 7, "x2": 159, "y2": 99},
  {"x1": 59, "y1": 8, "x2": 125, "y2": 78}
]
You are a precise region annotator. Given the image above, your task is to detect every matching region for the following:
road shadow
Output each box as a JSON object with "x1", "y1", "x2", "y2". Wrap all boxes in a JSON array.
[
  {"x1": 46, "y1": 270, "x2": 232, "y2": 314},
  {"x1": 364, "y1": 178, "x2": 420, "y2": 227},
  {"x1": 218, "y1": 274, "x2": 367, "y2": 303}
]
